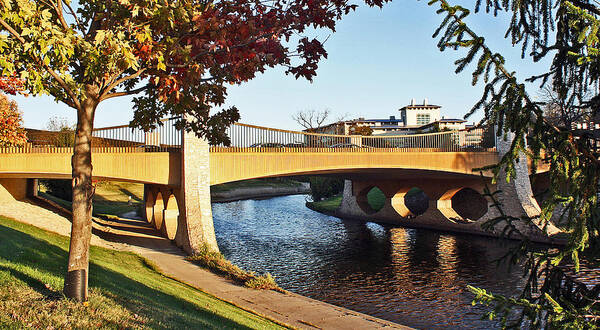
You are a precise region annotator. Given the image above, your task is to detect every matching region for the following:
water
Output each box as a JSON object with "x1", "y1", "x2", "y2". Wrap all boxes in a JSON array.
[{"x1": 212, "y1": 195, "x2": 528, "y2": 329}]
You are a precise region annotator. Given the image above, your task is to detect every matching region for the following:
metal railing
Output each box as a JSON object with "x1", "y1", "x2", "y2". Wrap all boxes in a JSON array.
[
  {"x1": 210, "y1": 123, "x2": 495, "y2": 152},
  {"x1": 1, "y1": 120, "x2": 495, "y2": 154},
  {"x1": 92, "y1": 117, "x2": 181, "y2": 151}
]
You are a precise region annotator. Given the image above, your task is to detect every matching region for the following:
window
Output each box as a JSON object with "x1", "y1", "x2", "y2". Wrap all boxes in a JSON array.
[{"x1": 416, "y1": 114, "x2": 430, "y2": 125}]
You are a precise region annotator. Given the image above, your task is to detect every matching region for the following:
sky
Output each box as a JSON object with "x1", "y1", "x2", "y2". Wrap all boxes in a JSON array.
[{"x1": 13, "y1": 1, "x2": 552, "y2": 131}]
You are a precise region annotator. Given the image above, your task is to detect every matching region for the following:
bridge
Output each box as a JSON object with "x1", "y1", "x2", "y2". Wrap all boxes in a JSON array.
[{"x1": 0, "y1": 119, "x2": 560, "y2": 253}]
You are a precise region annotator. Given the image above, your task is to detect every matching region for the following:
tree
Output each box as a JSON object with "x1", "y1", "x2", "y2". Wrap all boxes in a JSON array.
[
  {"x1": 0, "y1": 0, "x2": 390, "y2": 302},
  {"x1": 308, "y1": 176, "x2": 344, "y2": 201},
  {"x1": 0, "y1": 93, "x2": 27, "y2": 147},
  {"x1": 292, "y1": 108, "x2": 332, "y2": 130},
  {"x1": 348, "y1": 123, "x2": 373, "y2": 135},
  {"x1": 539, "y1": 86, "x2": 592, "y2": 129},
  {"x1": 429, "y1": 0, "x2": 600, "y2": 325},
  {"x1": 47, "y1": 116, "x2": 75, "y2": 147},
  {"x1": 0, "y1": 76, "x2": 24, "y2": 95}
]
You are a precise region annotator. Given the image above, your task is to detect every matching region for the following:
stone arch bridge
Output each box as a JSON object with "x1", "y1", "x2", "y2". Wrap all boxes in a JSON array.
[{"x1": 0, "y1": 119, "x2": 560, "y2": 254}]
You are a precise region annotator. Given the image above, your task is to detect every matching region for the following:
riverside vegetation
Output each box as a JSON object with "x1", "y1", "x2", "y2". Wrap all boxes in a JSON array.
[{"x1": 0, "y1": 215, "x2": 283, "y2": 328}]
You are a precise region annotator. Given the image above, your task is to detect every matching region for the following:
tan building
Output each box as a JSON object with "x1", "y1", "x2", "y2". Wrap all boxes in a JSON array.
[{"x1": 309, "y1": 99, "x2": 466, "y2": 135}]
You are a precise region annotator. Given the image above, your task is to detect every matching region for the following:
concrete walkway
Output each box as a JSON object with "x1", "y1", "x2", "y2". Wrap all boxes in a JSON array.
[{"x1": 0, "y1": 197, "x2": 409, "y2": 329}]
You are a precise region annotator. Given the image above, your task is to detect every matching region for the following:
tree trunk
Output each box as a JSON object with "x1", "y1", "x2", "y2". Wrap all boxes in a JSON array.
[{"x1": 63, "y1": 86, "x2": 97, "y2": 302}]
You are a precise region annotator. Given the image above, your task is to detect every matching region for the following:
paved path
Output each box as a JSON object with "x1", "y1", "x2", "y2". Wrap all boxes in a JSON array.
[{"x1": 0, "y1": 197, "x2": 409, "y2": 329}]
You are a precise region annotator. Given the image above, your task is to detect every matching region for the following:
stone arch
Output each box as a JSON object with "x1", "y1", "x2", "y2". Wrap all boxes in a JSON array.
[
  {"x1": 391, "y1": 187, "x2": 429, "y2": 217},
  {"x1": 153, "y1": 191, "x2": 165, "y2": 230},
  {"x1": 162, "y1": 193, "x2": 179, "y2": 240},
  {"x1": 355, "y1": 185, "x2": 381, "y2": 215},
  {"x1": 145, "y1": 188, "x2": 156, "y2": 224},
  {"x1": 438, "y1": 187, "x2": 488, "y2": 223}
]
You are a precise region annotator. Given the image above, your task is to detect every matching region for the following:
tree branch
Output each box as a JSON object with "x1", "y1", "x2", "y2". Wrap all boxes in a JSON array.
[
  {"x1": 100, "y1": 84, "x2": 150, "y2": 102},
  {"x1": 99, "y1": 68, "x2": 147, "y2": 100},
  {"x1": 62, "y1": 0, "x2": 86, "y2": 33}
]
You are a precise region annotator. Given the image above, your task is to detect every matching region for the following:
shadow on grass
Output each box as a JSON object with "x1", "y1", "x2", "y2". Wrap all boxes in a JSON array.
[
  {"x1": 118, "y1": 188, "x2": 143, "y2": 202},
  {"x1": 0, "y1": 265, "x2": 61, "y2": 299},
  {"x1": 0, "y1": 223, "x2": 253, "y2": 329}
]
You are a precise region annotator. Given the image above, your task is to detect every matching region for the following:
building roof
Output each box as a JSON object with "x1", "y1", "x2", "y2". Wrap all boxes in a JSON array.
[
  {"x1": 349, "y1": 118, "x2": 402, "y2": 123},
  {"x1": 374, "y1": 125, "x2": 405, "y2": 129},
  {"x1": 400, "y1": 105, "x2": 441, "y2": 110},
  {"x1": 438, "y1": 119, "x2": 467, "y2": 123}
]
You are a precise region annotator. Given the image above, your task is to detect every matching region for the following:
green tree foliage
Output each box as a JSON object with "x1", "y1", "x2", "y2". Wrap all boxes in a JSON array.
[
  {"x1": 428, "y1": 0, "x2": 600, "y2": 326},
  {"x1": 348, "y1": 123, "x2": 373, "y2": 135},
  {"x1": 0, "y1": 0, "x2": 391, "y2": 301},
  {"x1": 309, "y1": 177, "x2": 344, "y2": 202}
]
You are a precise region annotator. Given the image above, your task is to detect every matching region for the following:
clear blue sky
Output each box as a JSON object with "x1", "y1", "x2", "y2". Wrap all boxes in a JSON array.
[{"x1": 13, "y1": 1, "x2": 551, "y2": 130}]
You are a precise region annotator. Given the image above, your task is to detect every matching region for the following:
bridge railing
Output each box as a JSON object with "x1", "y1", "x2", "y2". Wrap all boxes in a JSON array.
[
  {"x1": 211, "y1": 123, "x2": 495, "y2": 152},
  {"x1": 92, "y1": 117, "x2": 181, "y2": 151},
  {"x1": 2, "y1": 120, "x2": 495, "y2": 154},
  {"x1": 0, "y1": 117, "x2": 182, "y2": 154}
]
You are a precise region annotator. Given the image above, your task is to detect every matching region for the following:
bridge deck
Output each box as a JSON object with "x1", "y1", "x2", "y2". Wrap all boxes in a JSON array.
[
  {"x1": 0, "y1": 148, "x2": 498, "y2": 186},
  {"x1": 209, "y1": 150, "x2": 499, "y2": 185},
  {"x1": 0, "y1": 150, "x2": 181, "y2": 185}
]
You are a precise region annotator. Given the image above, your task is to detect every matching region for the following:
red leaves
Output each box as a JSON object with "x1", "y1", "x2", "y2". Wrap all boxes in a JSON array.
[
  {"x1": 137, "y1": 0, "x2": 377, "y2": 103},
  {"x1": 0, "y1": 77, "x2": 25, "y2": 96},
  {"x1": 122, "y1": 1, "x2": 390, "y2": 139}
]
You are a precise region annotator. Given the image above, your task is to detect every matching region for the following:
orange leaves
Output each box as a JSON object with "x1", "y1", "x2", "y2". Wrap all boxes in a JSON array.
[
  {"x1": 0, "y1": 77, "x2": 25, "y2": 96},
  {"x1": 0, "y1": 94, "x2": 27, "y2": 147}
]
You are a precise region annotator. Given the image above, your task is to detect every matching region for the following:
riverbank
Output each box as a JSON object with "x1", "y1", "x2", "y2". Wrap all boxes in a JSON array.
[
  {"x1": 211, "y1": 178, "x2": 310, "y2": 203},
  {"x1": 305, "y1": 195, "x2": 342, "y2": 215}
]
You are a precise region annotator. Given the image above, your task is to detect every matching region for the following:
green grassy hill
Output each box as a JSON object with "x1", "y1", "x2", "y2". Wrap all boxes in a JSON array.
[{"x1": 0, "y1": 215, "x2": 284, "y2": 329}]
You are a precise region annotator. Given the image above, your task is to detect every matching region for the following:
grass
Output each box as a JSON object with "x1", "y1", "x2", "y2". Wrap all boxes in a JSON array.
[
  {"x1": 187, "y1": 245, "x2": 282, "y2": 292},
  {"x1": 0, "y1": 215, "x2": 285, "y2": 329},
  {"x1": 211, "y1": 178, "x2": 304, "y2": 194},
  {"x1": 307, "y1": 195, "x2": 342, "y2": 213},
  {"x1": 39, "y1": 181, "x2": 144, "y2": 218}
]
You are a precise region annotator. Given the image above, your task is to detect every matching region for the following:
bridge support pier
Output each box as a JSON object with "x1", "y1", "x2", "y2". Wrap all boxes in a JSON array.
[
  {"x1": 142, "y1": 130, "x2": 218, "y2": 254},
  {"x1": 337, "y1": 133, "x2": 562, "y2": 243}
]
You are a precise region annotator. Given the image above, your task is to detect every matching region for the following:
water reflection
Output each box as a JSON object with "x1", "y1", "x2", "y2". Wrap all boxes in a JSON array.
[{"x1": 212, "y1": 195, "x2": 526, "y2": 329}]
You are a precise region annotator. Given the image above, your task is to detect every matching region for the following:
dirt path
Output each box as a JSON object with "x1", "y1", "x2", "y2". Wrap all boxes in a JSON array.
[{"x1": 0, "y1": 197, "x2": 409, "y2": 329}]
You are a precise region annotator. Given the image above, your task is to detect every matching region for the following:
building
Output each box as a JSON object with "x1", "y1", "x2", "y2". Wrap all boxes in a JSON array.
[
  {"x1": 420, "y1": 118, "x2": 467, "y2": 132},
  {"x1": 399, "y1": 98, "x2": 441, "y2": 127},
  {"x1": 308, "y1": 99, "x2": 468, "y2": 135}
]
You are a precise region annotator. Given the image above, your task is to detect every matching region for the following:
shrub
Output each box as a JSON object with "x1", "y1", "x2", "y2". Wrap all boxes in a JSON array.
[{"x1": 186, "y1": 244, "x2": 281, "y2": 292}]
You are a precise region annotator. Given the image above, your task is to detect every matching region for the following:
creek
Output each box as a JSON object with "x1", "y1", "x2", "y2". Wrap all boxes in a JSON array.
[{"x1": 212, "y1": 194, "x2": 527, "y2": 329}]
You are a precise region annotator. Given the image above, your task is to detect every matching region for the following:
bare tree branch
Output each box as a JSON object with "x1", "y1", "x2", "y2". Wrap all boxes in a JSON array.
[
  {"x1": 292, "y1": 109, "x2": 331, "y2": 129},
  {"x1": 100, "y1": 84, "x2": 150, "y2": 102},
  {"x1": 99, "y1": 68, "x2": 148, "y2": 100}
]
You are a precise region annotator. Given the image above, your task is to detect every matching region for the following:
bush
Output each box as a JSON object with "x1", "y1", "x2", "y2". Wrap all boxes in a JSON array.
[
  {"x1": 186, "y1": 244, "x2": 281, "y2": 291},
  {"x1": 309, "y1": 176, "x2": 344, "y2": 201}
]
